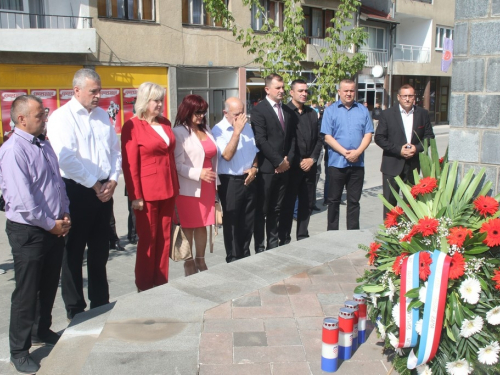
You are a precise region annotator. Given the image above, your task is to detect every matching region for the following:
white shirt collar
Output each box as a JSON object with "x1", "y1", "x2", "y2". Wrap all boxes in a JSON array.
[
  {"x1": 69, "y1": 96, "x2": 97, "y2": 115},
  {"x1": 266, "y1": 96, "x2": 281, "y2": 108},
  {"x1": 399, "y1": 104, "x2": 414, "y2": 115}
]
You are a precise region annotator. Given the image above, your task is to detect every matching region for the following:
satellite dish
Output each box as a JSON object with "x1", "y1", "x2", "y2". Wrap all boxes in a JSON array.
[{"x1": 371, "y1": 65, "x2": 384, "y2": 78}]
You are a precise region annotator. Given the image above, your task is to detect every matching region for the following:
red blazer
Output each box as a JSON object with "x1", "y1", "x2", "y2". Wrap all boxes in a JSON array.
[{"x1": 121, "y1": 116, "x2": 179, "y2": 202}]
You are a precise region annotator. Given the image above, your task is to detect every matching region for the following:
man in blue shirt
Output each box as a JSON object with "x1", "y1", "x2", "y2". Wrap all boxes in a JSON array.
[
  {"x1": 0, "y1": 95, "x2": 71, "y2": 374},
  {"x1": 321, "y1": 79, "x2": 373, "y2": 230}
]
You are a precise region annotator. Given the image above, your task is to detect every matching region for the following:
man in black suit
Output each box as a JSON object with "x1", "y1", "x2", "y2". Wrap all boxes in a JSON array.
[
  {"x1": 252, "y1": 73, "x2": 297, "y2": 252},
  {"x1": 375, "y1": 84, "x2": 435, "y2": 217},
  {"x1": 278, "y1": 79, "x2": 322, "y2": 245}
]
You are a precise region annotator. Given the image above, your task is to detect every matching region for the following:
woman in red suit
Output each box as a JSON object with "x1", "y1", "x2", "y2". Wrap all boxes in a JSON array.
[
  {"x1": 121, "y1": 82, "x2": 179, "y2": 291},
  {"x1": 173, "y1": 95, "x2": 219, "y2": 276}
]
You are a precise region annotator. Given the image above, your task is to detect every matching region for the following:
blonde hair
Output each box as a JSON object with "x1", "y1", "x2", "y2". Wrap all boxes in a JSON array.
[{"x1": 134, "y1": 82, "x2": 165, "y2": 119}]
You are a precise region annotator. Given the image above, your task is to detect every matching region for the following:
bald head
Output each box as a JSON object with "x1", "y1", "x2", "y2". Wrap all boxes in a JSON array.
[{"x1": 223, "y1": 97, "x2": 245, "y2": 126}]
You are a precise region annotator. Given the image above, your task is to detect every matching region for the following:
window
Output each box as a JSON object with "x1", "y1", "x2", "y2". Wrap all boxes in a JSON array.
[
  {"x1": 363, "y1": 26, "x2": 385, "y2": 50},
  {"x1": 97, "y1": 0, "x2": 155, "y2": 21},
  {"x1": 435, "y1": 26, "x2": 453, "y2": 50},
  {"x1": 303, "y1": 7, "x2": 334, "y2": 39},
  {"x1": 0, "y1": 0, "x2": 23, "y2": 11},
  {"x1": 182, "y1": 0, "x2": 226, "y2": 27},
  {"x1": 251, "y1": 0, "x2": 283, "y2": 31}
]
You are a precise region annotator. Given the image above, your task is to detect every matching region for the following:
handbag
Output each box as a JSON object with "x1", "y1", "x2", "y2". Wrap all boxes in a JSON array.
[{"x1": 170, "y1": 206, "x2": 193, "y2": 262}]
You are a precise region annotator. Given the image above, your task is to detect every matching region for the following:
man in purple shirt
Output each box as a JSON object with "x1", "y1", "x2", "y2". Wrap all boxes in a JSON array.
[{"x1": 0, "y1": 95, "x2": 71, "y2": 374}]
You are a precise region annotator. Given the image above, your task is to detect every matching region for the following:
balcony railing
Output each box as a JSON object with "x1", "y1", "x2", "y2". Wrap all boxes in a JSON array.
[
  {"x1": 305, "y1": 37, "x2": 354, "y2": 53},
  {"x1": 359, "y1": 48, "x2": 388, "y2": 67},
  {"x1": 0, "y1": 10, "x2": 92, "y2": 29},
  {"x1": 393, "y1": 44, "x2": 430, "y2": 63}
]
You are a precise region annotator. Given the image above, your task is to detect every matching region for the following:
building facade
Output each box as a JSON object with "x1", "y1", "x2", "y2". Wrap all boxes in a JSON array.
[{"x1": 0, "y1": 0, "x2": 454, "y2": 138}]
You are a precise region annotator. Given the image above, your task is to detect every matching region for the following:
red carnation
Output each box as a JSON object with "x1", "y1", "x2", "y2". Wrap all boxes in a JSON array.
[
  {"x1": 474, "y1": 195, "x2": 499, "y2": 217},
  {"x1": 410, "y1": 177, "x2": 438, "y2": 198},
  {"x1": 401, "y1": 226, "x2": 418, "y2": 243},
  {"x1": 447, "y1": 226, "x2": 473, "y2": 248},
  {"x1": 392, "y1": 253, "x2": 409, "y2": 276},
  {"x1": 448, "y1": 252, "x2": 466, "y2": 280},
  {"x1": 493, "y1": 268, "x2": 500, "y2": 291},
  {"x1": 384, "y1": 206, "x2": 404, "y2": 228},
  {"x1": 439, "y1": 157, "x2": 444, "y2": 164},
  {"x1": 415, "y1": 217, "x2": 439, "y2": 237},
  {"x1": 480, "y1": 218, "x2": 500, "y2": 247},
  {"x1": 419, "y1": 251, "x2": 433, "y2": 281},
  {"x1": 368, "y1": 242, "x2": 381, "y2": 265}
]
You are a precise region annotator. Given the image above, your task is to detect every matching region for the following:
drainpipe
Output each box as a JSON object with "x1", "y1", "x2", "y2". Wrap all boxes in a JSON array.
[{"x1": 388, "y1": 0, "x2": 396, "y2": 108}]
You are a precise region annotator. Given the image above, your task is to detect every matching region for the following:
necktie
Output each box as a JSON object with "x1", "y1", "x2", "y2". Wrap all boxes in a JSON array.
[{"x1": 275, "y1": 103, "x2": 285, "y2": 131}]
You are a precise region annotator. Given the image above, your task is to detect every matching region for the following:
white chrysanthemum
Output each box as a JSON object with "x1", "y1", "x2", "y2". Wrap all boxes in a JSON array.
[
  {"x1": 445, "y1": 359, "x2": 473, "y2": 375},
  {"x1": 388, "y1": 278, "x2": 396, "y2": 302},
  {"x1": 417, "y1": 364, "x2": 432, "y2": 375},
  {"x1": 486, "y1": 306, "x2": 500, "y2": 325},
  {"x1": 458, "y1": 278, "x2": 481, "y2": 305},
  {"x1": 370, "y1": 293, "x2": 380, "y2": 306},
  {"x1": 376, "y1": 320, "x2": 386, "y2": 339},
  {"x1": 459, "y1": 316, "x2": 484, "y2": 338},
  {"x1": 419, "y1": 282, "x2": 428, "y2": 304},
  {"x1": 392, "y1": 303, "x2": 400, "y2": 327},
  {"x1": 415, "y1": 319, "x2": 423, "y2": 336},
  {"x1": 478, "y1": 341, "x2": 500, "y2": 365},
  {"x1": 388, "y1": 332, "x2": 403, "y2": 355}
]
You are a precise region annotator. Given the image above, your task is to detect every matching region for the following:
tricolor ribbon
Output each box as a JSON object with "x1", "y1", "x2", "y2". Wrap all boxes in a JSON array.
[
  {"x1": 398, "y1": 252, "x2": 419, "y2": 348},
  {"x1": 407, "y1": 250, "x2": 451, "y2": 369}
]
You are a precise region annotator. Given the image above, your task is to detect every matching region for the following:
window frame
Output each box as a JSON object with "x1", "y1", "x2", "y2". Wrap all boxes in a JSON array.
[
  {"x1": 0, "y1": 0, "x2": 23, "y2": 11},
  {"x1": 97, "y1": 0, "x2": 156, "y2": 22},
  {"x1": 182, "y1": 0, "x2": 227, "y2": 28},
  {"x1": 302, "y1": 6, "x2": 334, "y2": 39},
  {"x1": 435, "y1": 26, "x2": 453, "y2": 51},
  {"x1": 251, "y1": 0, "x2": 284, "y2": 32},
  {"x1": 363, "y1": 26, "x2": 386, "y2": 50}
]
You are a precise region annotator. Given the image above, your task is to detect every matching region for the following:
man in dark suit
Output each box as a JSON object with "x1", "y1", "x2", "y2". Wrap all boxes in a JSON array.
[
  {"x1": 278, "y1": 79, "x2": 322, "y2": 244},
  {"x1": 375, "y1": 84, "x2": 435, "y2": 217},
  {"x1": 252, "y1": 73, "x2": 297, "y2": 251}
]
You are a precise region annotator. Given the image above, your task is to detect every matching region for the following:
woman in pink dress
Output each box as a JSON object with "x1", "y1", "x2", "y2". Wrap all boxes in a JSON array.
[{"x1": 173, "y1": 95, "x2": 219, "y2": 276}]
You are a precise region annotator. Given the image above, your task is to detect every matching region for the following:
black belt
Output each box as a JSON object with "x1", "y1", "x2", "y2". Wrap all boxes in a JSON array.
[
  {"x1": 63, "y1": 177, "x2": 109, "y2": 187},
  {"x1": 219, "y1": 174, "x2": 248, "y2": 180}
]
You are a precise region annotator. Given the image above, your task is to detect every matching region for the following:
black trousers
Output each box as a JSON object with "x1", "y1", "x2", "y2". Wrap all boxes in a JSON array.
[
  {"x1": 125, "y1": 187, "x2": 137, "y2": 241},
  {"x1": 109, "y1": 200, "x2": 119, "y2": 244},
  {"x1": 61, "y1": 179, "x2": 112, "y2": 319},
  {"x1": 382, "y1": 161, "x2": 415, "y2": 218},
  {"x1": 218, "y1": 174, "x2": 256, "y2": 263},
  {"x1": 327, "y1": 166, "x2": 364, "y2": 230},
  {"x1": 7, "y1": 220, "x2": 64, "y2": 358},
  {"x1": 279, "y1": 164, "x2": 317, "y2": 245},
  {"x1": 254, "y1": 171, "x2": 288, "y2": 252}
]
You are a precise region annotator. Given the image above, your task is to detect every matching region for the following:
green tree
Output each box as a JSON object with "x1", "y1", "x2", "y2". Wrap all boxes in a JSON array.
[{"x1": 203, "y1": 0, "x2": 367, "y2": 102}]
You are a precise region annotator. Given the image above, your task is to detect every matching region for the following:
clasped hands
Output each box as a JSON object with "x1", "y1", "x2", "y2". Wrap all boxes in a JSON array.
[
  {"x1": 50, "y1": 212, "x2": 71, "y2": 237},
  {"x1": 275, "y1": 157, "x2": 290, "y2": 173},
  {"x1": 92, "y1": 180, "x2": 118, "y2": 203},
  {"x1": 400, "y1": 144, "x2": 416, "y2": 159},
  {"x1": 343, "y1": 149, "x2": 361, "y2": 163}
]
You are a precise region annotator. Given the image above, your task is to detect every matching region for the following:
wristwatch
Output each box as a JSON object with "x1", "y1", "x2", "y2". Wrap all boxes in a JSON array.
[{"x1": 251, "y1": 166, "x2": 259, "y2": 172}]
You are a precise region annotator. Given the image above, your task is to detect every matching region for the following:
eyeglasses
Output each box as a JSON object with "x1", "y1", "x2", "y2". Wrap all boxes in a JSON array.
[
  {"x1": 194, "y1": 112, "x2": 207, "y2": 117},
  {"x1": 398, "y1": 95, "x2": 415, "y2": 99}
]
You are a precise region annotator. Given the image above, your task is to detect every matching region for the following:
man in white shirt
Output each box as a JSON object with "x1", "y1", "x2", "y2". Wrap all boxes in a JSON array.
[
  {"x1": 47, "y1": 69, "x2": 122, "y2": 320},
  {"x1": 374, "y1": 84, "x2": 434, "y2": 217},
  {"x1": 212, "y1": 98, "x2": 259, "y2": 263}
]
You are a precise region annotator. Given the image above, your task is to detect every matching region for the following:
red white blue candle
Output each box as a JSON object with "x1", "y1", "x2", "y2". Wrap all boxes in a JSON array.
[
  {"x1": 344, "y1": 301, "x2": 359, "y2": 352},
  {"x1": 338, "y1": 307, "x2": 354, "y2": 360},
  {"x1": 321, "y1": 317, "x2": 339, "y2": 372},
  {"x1": 353, "y1": 294, "x2": 367, "y2": 344}
]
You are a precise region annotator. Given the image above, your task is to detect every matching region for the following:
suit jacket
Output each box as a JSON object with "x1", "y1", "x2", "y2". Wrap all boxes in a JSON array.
[
  {"x1": 173, "y1": 124, "x2": 219, "y2": 198},
  {"x1": 251, "y1": 98, "x2": 297, "y2": 174},
  {"x1": 287, "y1": 102, "x2": 323, "y2": 168},
  {"x1": 121, "y1": 116, "x2": 179, "y2": 202},
  {"x1": 375, "y1": 105, "x2": 435, "y2": 177}
]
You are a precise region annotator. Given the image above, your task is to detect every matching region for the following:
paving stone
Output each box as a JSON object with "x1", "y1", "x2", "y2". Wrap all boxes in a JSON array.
[
  {"x1": 234, "y1": 332, "x2": 268, "y2": 347},
  {"x1": 299, "y1": 329, "x2": 322, "y2": 362},
  {"x1": 264, "y1": 318, "x2": 301, "y2": 346},
  {"x1": 232, "y1": 305, "x2": 294, "y2": 319},
  {"x1": 232, "y1": 295, "x2": 262, "y2": 307},
  {"x1": 283, "y1": 272, "x2": 312, "y2": 285},
  {"x1": 317, "y1": 293, "x2": 347, "y2": 306},
  {"x1": 321, "y1": 305, "x2": 346, "y2": 317},
  {"x1": 234, "y1": 345, "x2": 306, "y2": 364},
  {"x1": 199, "y1": 364, "x2": 272, "y2": 375},
  {"x1": 204, "y1": 318, "x2": 264, "y2": 333},
  {"x1": 204, "y1": 301, "x2": 232, "y2": 320},
  {"x1": 289, "y1": 295, "x2": 324, "y2": 317},
  {"x1": 199, "y1": 333, "x2": 233, "y2": 364},
  {"x1": 272, "y1": 362, "x2": 312, "y2": 375},
  {"x1": 306, "y1": 264, "x2": 333, "y2": 276},
  {"x1": 309, "y1": 359, "x2": 389, "y2": 375}
]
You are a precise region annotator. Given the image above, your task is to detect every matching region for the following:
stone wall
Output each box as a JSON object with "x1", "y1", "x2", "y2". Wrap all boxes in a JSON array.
[{"x1": 449, "y1": 0, "x2": 500, "y2": 194}]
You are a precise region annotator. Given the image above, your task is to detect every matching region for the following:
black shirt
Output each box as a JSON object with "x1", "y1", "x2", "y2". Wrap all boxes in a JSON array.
[{"x1": 287, "y1": 101, "x2": 323, "y2": 164}]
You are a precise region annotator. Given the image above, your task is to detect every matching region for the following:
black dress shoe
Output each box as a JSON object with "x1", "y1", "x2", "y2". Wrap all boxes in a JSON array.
[
  {"x1": 110, "y1": 240, "x2": 125, "y2": 251},
  {"x1": 128, "y1": 236, "x2": 138, "y2": 245},
  {"x1": 32, "y1": 330, "x2": 60, "y2": 347},
  {"x1": 312, "y1": 205, "x2": 321, "y2": 211},
  {"x1": 10, "y1": 355, "x2": 40, "y2": 374}
]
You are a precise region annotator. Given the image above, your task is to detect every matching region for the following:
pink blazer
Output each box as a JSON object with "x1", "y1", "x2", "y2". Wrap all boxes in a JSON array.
[{"x1": 172, "y1": 124, "x2": 219, "y2": 198}]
